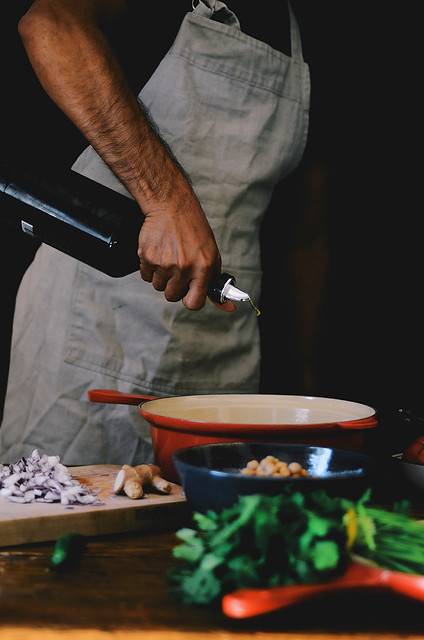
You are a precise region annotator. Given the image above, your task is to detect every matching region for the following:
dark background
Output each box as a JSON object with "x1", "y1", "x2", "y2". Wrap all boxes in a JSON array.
[{"x1": 1, "y1": 2, "x2": 420, "y2": 453}]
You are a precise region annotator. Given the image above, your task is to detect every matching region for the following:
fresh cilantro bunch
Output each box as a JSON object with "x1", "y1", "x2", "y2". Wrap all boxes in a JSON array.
[
  {"x1": 168, "y1": 489, "x2": 350, "y2": 606},
  {"x1": 168, "y1": 489, "x2": 424, "y2": 607}
]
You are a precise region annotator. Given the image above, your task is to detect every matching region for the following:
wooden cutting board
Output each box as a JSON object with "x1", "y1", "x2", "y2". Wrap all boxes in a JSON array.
[{"x1": 0, "y1": 464, "x2": 190, "y2": 547}]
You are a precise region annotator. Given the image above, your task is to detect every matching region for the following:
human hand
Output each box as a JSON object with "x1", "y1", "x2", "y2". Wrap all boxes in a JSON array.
[{"x1": 137, "y1": 183, "x2": 235, "y2": 312}]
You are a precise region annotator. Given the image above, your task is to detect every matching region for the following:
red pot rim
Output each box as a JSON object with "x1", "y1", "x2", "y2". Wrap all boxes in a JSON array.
[{"x1": 138, "y1": 394, "x2": 377, "y2": 435}]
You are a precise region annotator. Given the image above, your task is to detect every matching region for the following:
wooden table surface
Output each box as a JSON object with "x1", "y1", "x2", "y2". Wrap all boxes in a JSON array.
[{"x1": 1, "y1": 460, "x2": 424, "y2": 640}]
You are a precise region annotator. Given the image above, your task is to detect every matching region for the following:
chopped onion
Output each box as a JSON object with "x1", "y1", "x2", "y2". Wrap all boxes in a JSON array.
[{"x1": 0, "y1": 449, "x2": 102, "y2": 506}]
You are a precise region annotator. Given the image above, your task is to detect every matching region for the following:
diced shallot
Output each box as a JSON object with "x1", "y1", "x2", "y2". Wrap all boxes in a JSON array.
[{"x1": 0, "y1": 449, "x2": 102, "y2": 506}]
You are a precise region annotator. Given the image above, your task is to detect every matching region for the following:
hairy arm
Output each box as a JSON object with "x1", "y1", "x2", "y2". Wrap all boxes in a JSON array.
[{"x1": 18, "y1": 0, "x2": 233, "y2": 310}]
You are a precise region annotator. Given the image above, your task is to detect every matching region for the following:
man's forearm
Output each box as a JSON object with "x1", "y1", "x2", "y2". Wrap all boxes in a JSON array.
[
  {"x1": 17, "y1": 0, "x2": 230, "y2": 311},
  {"x1": 18, "y1": 0, "x2": 180, "y2": 208}
]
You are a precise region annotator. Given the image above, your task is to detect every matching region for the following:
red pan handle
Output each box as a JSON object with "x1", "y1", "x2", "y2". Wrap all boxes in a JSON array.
[
  {"x1": 222, "y1": 562, "x2": 424, "y2": 618},
  {"x1": 88, "y1": 389, "x2": 159, "y2": 405}
]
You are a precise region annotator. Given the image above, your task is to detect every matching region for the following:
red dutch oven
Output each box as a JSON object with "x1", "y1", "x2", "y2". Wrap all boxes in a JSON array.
[{"x1": 88, "y1": 390, "x2": 377, "y2": 483}]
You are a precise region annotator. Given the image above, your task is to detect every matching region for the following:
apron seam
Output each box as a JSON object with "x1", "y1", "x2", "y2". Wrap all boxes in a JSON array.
[
  {"x1": 169, "y1": 51, "x2": 307, "y2": 101},
  {"x1": 187, "y1": 12, "x2": 292, "y2": 60}
]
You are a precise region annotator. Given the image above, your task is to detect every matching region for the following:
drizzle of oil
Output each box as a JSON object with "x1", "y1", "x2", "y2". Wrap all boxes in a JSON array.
[{"x1": 248, "y1": 298, "x2": 261, "y2": 317}]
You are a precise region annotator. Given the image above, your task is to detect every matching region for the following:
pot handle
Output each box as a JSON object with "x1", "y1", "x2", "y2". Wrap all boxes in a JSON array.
[
  {"x1": 222, "y1": 562, "x2": 424, "y2": 618},
  {"x1": 88, "y1": 389, "x2": 159, "y2": 405}
]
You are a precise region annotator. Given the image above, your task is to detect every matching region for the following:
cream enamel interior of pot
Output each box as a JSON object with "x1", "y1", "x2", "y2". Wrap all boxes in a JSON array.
[{"x1": 140, "y1": 395, "x2": 375, "y2": 425}]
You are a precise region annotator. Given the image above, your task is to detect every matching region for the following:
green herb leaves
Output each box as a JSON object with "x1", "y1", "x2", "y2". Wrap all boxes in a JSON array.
[
  {"x1": 168, "y1": 489, "x2": 424, "y2": 607},
  {"x1": 168, "y1": 490, "x2": 349, "y2": 606}
]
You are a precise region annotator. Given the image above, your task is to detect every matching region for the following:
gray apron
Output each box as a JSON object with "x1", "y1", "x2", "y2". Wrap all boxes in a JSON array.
[{"x1": 0, "y1": 0, "x2": 310, "y2": 465}]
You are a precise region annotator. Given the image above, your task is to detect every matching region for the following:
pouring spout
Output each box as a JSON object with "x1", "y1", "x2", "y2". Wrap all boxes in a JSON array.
[
  {"x1": 221, "y1": 281, "x2": 250, "y2": 302},
  {"x1": 208, "y1": 272, "x2": 251, "y2": 303}
]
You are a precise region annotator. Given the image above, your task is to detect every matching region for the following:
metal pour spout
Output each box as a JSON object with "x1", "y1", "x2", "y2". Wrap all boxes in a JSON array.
[
  {"x1": 208, "y1": 272, "x2": 249, "y2": 304},
  {"x1": 220, "y1": 279, "x2": 250, "y2": 303}
]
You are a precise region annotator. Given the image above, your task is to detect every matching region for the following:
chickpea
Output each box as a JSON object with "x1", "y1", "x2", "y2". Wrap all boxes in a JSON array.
[
  {"x1": 288, "y1": 462, "x2": 303, "y2": 474},
  {"x1": 260, "y1": 460, "x2": 276, "y2": 476},
  {"x1": 241, "y1": 467, "x2": 257, "y2": 475},
  {"x1": 275, "y1": 464, "x2": 291, "y2": 477},
  {"x1": 240, "y1": 455, "x2": 309, "y2": 477}
]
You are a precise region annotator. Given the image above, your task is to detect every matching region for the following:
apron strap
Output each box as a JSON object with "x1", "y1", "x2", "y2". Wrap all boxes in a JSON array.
[
  {"x1": 287, "y1": 1, "x2": 305, "y2": 62},
  {"x1": 192, "y1": 0, "x2": 241, "y2": 29},
  {"x1": 193, "y1": 0, "x2": 305, "y2": 62}
]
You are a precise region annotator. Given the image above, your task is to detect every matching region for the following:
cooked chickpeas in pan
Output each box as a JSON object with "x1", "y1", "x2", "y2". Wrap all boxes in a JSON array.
[{"x1": 241, "y1": 455, "x2": 309, "y2": 477}]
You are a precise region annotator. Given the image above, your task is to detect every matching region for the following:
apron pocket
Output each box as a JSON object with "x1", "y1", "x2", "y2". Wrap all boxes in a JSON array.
[{"x1": 64, "y1": 263, "x2": 262, "y2": 394}]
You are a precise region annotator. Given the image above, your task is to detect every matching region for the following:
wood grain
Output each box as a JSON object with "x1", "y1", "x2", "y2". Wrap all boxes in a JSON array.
[{"x1": 1, "y1": 529, "x2": 424, "y2": 639}]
